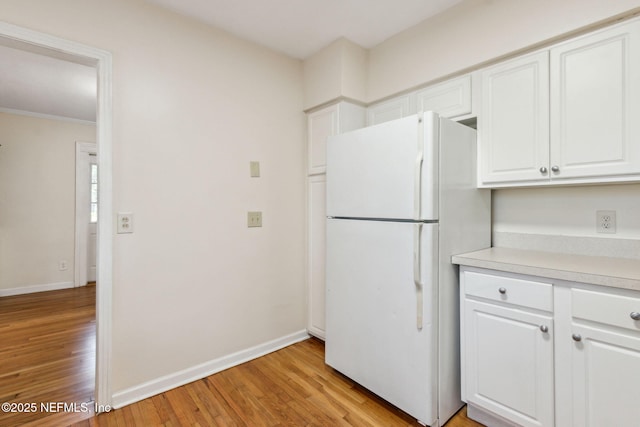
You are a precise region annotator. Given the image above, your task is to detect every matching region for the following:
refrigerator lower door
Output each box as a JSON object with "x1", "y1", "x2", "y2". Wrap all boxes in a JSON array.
[{"x1": 325, "y1": 218, "x2": 438, "y2": 425}]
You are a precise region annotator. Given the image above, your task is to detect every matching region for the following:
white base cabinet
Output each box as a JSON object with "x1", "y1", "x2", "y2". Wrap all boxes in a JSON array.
[
  {"x1": 460, "y1": 266, "x2": 640, "y2": 427},
  {"x1": 462, "y1": 270, "x2": 554, "y2": 427},
  {"x1": 563, "y1": 287, "x2": 640, "y2": 426}
]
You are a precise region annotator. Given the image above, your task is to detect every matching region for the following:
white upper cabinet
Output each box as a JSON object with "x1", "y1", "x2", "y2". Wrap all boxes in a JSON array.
[
  {"x1": 366, "y1": 96, "x2": 413, "y2": 126},
  {"x1": 308, "y1": 105, "x2": 336, "y2": 175},
  {"x1": 307, "y1": 102, "x2": 365, "y2": 175},
  {"x1": 479, "y1": 51, "x2": 550, "y2": 184},
  {"x1": 367, "y1": 75, "x2": 473, "y2": 126},
  {"x1": 479, "y1": 17, "x2": 640, "y2": 187},
  {"x1": 550, "y1": 20, "x2": 640, "y2": 180},
  {"x1": 415, "y1": 75, "x2": 472, "y2": 119}
]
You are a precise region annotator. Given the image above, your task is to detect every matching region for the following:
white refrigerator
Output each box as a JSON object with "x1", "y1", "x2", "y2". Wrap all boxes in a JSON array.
[{"x1": 325, "y1": 112, "x2": 491, "y2": 426}]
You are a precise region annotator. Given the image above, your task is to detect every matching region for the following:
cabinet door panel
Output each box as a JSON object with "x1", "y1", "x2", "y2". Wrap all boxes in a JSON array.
[
  {"x1": 551, "y1": 20, "x2": 640, "y2": 179},
  {"x1": 465, "y1": 300, "x2": 554, "y2": 427},
  {"x1": 415, "y1": 75, "x2": 471, "y2": 119},
  {"x1": 571, "y1": 324, "x2": 640, "y2": 427},
  {"x1": 307, "y1": 175, "x2": 326, "y2": 338},
  {"x1": 308, "y1": 106, "x2": 337, "y2": 174},
  {"x1": 367, "y1": 96, "x2": 413, "y2": 126},
  {"x1": 479, "y1": 51, "x2": 550, "y2": 184}
]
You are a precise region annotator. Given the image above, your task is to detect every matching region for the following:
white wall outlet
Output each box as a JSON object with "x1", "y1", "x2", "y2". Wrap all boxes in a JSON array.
[
  {"x1": 58, "y1": 260, "x2": 68, "y2": 271},
  {"x1": 247, "y1": 211, "x2": 262, "y2": 227},
  {"x1": 250, "y1": 161, "x2": 260, "y2": 178},
  {"x1": 596, "y1": 210, "x2": 616, "y2": 234},
  {"x1": 117, "y1": 212, "x2": 134, "y2": 234}
]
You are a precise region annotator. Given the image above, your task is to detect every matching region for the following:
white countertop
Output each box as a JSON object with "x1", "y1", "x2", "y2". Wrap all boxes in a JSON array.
[{"x1": 452, "y1": 247, "x2": 640, "y2": 292}]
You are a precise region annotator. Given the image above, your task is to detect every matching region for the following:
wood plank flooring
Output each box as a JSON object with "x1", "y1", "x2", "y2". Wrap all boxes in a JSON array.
[
  {"x1": 0, "y1": 285, "x2": 96, "y2": 426},
  {"x1": 1, "y1": 285, "x2": 483, "y2": 426}
]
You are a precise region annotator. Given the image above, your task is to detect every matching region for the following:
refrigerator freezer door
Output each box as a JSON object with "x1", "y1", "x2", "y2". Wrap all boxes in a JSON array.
[
  {"x1": 325, "y1": 218, "x2": 438, "y2": 425},
  {"x1": 326, "y1": 112, "x2": 438, "y2": 221}
]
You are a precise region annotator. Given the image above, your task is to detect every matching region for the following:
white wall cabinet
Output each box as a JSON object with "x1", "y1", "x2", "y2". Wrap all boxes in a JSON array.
[
  {"x1": 479, "y1": 17, "x2": 640, "y2": 187},
  {"x1": 366, "y1": 95, "x2": 413, "y2": 126},
  {"x1": 306, "y1": 101, "x2": 365, "y2": 339},
  {"x1": 415, "y1": 74, "x2": 472, "y2": 120},
  {"x1": 367, "y1": 75, "x2": 472, "y2": 126},
  {"x1": 460, "y1": 267, "x2": 640, "y2": 427},
  {"x1": 479, "y1": 51, "x2": 550, "y2": 184},
  {"x1": 550, "y1": 21, "x2": 640, "y2": 180}
]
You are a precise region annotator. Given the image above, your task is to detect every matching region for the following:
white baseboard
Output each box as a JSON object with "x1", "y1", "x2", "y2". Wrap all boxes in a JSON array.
[
  {"x1": 111, "y1": 329, "x2": 310, "y2": 409},
  {"x1": 0, "y1": 281, "x2": 75, "y2": 297}
]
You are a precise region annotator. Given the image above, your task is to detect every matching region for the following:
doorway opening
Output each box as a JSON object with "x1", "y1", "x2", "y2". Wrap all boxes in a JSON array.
[{"x1": 0, "y1": 22, "x2": 113, "y2": 412}]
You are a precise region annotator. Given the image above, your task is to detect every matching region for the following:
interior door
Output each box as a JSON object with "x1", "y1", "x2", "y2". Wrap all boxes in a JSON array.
[{"x1": 325, "y1": 218, "x2": 438, "y2": 424}]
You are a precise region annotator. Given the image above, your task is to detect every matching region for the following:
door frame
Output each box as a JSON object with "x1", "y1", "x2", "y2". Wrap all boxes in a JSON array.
[
  {"x1": 0, "y1": 21, "x2": 114, "y2": 408},
  {"x1": 75, "y1": 141, "x2": 97, "y2": 288}
]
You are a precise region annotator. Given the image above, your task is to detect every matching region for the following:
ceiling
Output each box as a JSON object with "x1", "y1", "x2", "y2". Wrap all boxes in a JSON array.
[
  {"x1": 0, "y1": 0, "x2": 463, "y2": 123},
  {"x1": 146, "y1": 0, "x2": 464, "y2": 59}
]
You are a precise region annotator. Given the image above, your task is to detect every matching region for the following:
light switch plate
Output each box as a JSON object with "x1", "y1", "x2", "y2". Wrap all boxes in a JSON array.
[
  {"x1": 247, "y1": 211, "x2": 262, "y2": 227},
  {"x1": 250, "y1": 161, "x2": 260, "y2": 178}
]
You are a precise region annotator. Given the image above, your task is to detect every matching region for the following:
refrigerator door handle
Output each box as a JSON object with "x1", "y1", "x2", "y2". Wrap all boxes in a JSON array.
[
  {"x1": 413, "y1": 223, "x2": 423, "y2": 330},
  {"x1": 414, "y1": 150, "x2": 423, "y2": 220}
]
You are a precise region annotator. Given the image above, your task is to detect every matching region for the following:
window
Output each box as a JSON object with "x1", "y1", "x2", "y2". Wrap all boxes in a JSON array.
[{"x1": 90, "y1": 163, "x2": 98, "y2": 223}]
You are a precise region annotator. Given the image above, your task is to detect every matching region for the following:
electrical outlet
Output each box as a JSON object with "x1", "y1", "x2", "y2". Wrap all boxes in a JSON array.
[
  {"x1": 58, "y1": 260, "x2": 68, "y2": 271},
  {"x1": 596, "y1": 210, "x2": 616, "y2": 234},
  {"x1": 247, "y1": 211, "x2": 262, "y2": 227},
  {"x1": 117, "y1": 212, "x2": 134, "y2": 234}
]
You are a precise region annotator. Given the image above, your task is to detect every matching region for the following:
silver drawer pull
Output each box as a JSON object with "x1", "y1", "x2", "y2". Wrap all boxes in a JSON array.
[
  {"x1": 540, "y1": 325, "x2": 549, "y2": 333},
  {"x1": 498, "y1": 287, "x2": 507, "y2": 295},
  {"x1": 572, "y1": 333, "x2": 582, "y2": 342},
  {"x1": 631, "y1": 312, "x2": 640, "y2": 321}
]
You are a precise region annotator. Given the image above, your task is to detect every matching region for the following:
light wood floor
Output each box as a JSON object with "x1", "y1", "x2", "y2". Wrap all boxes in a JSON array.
[
  {"x1": 0, "y1": 285, "x2": 96, "y2": 426},
  {"x1": 1, "y1": 285, "x2": 483, "y2": 426}
]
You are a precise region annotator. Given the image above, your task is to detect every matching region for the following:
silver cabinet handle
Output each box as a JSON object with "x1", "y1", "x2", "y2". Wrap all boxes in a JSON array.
[
  {"x1": 498, "y1": 287, "x2": 507, "y2": 295},
  {"x1": 551, "y1": 165, "x2": 560, "y2": 173},
  {"x1": 572, "y1": 333, "x2": 582, "y2": 342},
  {"x1": 631, "y1": 312, "x2": 640, "y2": 320},
  {"x1": 540, "y1": 325, "x2": 549, "y2": 333},
  {"x1": 539, "y1": 166, "x2": 548, "y2": 174}
]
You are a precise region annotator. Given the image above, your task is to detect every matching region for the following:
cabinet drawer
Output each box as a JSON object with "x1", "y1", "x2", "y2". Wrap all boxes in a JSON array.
[
  {"x1": 464, "y1": 271, "x2": 553, "y2": 311},
  {"x1": 572, "y1": 288, "x2": 640, "y2": 332}
]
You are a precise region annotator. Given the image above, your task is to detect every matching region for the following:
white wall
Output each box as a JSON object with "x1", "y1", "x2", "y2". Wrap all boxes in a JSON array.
[
  {"x1": 0, "y1": 112, "x2": 96, "y2": 292},
  {"x1": 0, "y1": 0, "x2": 306, "y2": 395},
  {"x1": 494, "y1": 184, "x2": 640, "y2": 239},
  {"x1": 303, "y1": 38, "x2": 368, "y2": 110}
]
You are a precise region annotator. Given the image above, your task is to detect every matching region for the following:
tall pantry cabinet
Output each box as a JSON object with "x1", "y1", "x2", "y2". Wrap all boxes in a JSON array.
[{"x1": 306, "y1": 102, "x2": 365, "y2": 339}]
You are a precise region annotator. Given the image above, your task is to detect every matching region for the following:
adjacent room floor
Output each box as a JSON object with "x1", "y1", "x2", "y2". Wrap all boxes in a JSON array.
[{"x1": 0, "y1": 285, "x2": 96, "y2": 426}]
